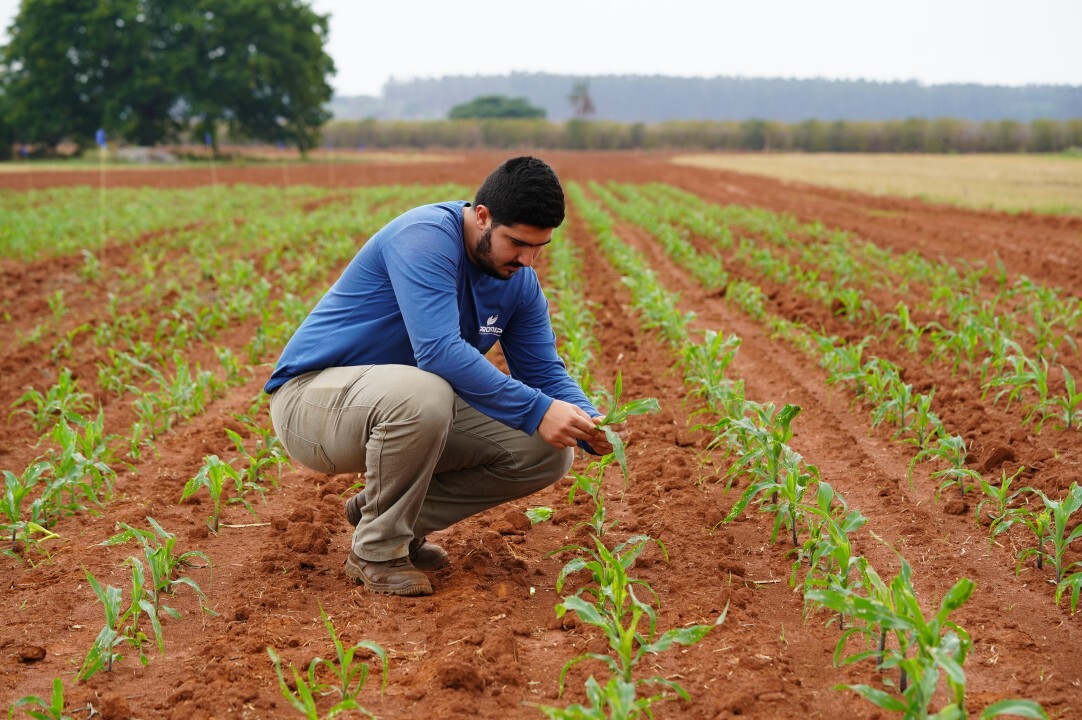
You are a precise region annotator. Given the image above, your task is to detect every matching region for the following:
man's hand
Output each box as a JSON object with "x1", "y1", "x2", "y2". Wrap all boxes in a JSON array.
[
  {"x1": 538, "y1": 401, "x2": 630, "y2": 454},
  {"x1": 538, "y1": 400, "x2": 604, "y2": 450}
]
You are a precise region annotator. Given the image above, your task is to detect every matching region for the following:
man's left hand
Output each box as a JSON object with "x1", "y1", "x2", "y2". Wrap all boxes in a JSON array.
[{"x1": 584, "y1": 415, "x2": 628, "y2": 455}]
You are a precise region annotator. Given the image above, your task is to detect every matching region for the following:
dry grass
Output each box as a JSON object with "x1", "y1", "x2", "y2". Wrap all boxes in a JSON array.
[{"x1": 672, "y1": 153, "x2": 1082, "y2": 216}]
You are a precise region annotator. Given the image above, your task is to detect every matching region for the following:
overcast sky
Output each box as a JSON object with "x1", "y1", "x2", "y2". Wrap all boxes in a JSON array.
[{"x1": 1, "y1": 0, "x2": 1079, "y2": 96}]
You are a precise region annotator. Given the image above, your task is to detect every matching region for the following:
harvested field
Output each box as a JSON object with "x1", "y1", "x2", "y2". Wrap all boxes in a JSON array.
[
  {"x1": 672, "y1": 152, "x2": 1082, "y2": 216},
  {"x1": 1, "y1": 152, "x2": 1080, "y2": 719}
]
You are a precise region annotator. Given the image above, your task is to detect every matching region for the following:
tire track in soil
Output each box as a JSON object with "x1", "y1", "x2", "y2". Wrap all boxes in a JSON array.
[{"x1": 587, "y1": 196, "x2": 1081, "y2": 717}]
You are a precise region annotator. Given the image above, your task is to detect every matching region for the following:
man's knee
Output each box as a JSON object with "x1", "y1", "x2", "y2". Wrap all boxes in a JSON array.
[
  {"x1": 520, "y1": 441, "x2": 574, "y2": 489},
  {"x1": 375, "y1": 367, "x2": 456, "y2": 433}
]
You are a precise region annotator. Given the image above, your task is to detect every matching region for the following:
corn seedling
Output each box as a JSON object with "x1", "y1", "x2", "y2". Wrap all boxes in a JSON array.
[
  {"x1": 77, "y1": 568, "x2": 137, "y2": 680},
  {"x1": 792, "y1": 484, "x2": 868, "y2": 629},
  {"x1": 878, "y1": 302, "x2": 927, "y2": 353},
  {"x1": 101, "y1": 517, "x2": 214, "y2": 616},
  {"x1": 680, "y1": 330, "x2": 741, "y2": 404},
  {"x1": 226, "y1": 427, "x2": 287, "y2": 491},
  {"x1": 809, "y1": 557, "x2": 1047, "y2": 719},
  {"x1": 11, "y1": 368, "x2": 93, "y2": 433},
  {"x1": 268, "y1": 627, "x2": 386, "y2": 720},
  {"x1": 909, "y1": 433, "x2": 980, "y2": 498},
  {"x1": 546, "y1": 534, "x2": 719, "y2": 718},
  {"x1": 2, "y1": 462, "x2": 49, "y2": 549},
  {"x1": 1001, "y1": 484, "x2": 1082, "y2": 584},
  {"x1": 7, "y1": 677, "x2": 73, "y2": 720},
  {"x1": 568, "y1": 454, "x2": 620, "y2": 537},
  {"x1": 724, "y1": 402, "x2": 802, "y2": 506},
  {"x1": 1047, "y1": 365, "x2": 1082, "y2": 430},
  {"x1": 267, "y1": 647, "x2": 333, "y2": 720},
  {"x1": 593, "y1": 372, "x2": 660, "y2": 486},
  {"x1": 35, "y1": 415, "x2": 116, "y2": 524},
  {"x1": 182, "y1": 455, "x2": 261, "y2": 532},
  {"x1": 310, "y1": 605, "x2": 389, "y2": 704},
  {"x1": 976, "y1": 466, "x2": 1026, "y2": 529},
  {"x1": 990, "y1": 355, "x2": 1052, "y2": 430}
]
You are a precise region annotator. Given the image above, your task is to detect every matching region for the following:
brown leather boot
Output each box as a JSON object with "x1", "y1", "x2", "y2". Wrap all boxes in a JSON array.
[
  {"x1": 344, "y1": 494, "x2": 449, "y2": 571},
  {"x1": 344, "y1": 551, "x2": 432, "y2": 596},
  {"x1": 408, "y1": 537, "x2": 449, "y2": 571}
]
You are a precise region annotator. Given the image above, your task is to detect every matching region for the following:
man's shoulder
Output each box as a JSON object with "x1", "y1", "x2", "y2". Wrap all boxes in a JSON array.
[{"x1": 394, "y1": 201, "x2": 469, "y2": 232}]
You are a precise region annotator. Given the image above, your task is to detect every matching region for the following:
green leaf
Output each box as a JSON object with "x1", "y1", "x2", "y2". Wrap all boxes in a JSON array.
[
  {"x1": 979, "y1": 699, "x2": 1049, "y2": 719},
  {"x1": 837, "y1": 683, "x2": 907, "y2": 712},
  {"x1": 526, "y1": 506, "x2": 554, "y2": 524}
]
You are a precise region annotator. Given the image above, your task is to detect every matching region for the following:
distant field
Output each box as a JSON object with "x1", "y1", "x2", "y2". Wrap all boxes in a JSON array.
[
  {"x1": 672, "y1": 152, "x2": 1082, "y2": 215},
  {"x1": 0, "y1": 149, "x2": 456, "y2": 173}
]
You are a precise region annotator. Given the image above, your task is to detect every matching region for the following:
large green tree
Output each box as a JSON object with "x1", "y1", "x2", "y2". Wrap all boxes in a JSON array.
[
  {"x1": 0, "y1": 0, "x2": 334, "y2": 151},
  {"x1": 448, "y1": 95, "x2": 546, "y2": 120}
]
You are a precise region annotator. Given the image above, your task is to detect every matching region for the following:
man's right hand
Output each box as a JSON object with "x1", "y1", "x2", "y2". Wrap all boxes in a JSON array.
[{"x1": 538, "y1": 399, "x2": 598, "y2": 450}]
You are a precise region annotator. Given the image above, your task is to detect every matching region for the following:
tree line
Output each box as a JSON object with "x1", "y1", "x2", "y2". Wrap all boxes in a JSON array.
[
  {"x1": 339, "y1": 72, "x2": 1082, "y2": 123},
  {"x1": 324, "y1": 117, "x2": 1082, "y2": 153}
]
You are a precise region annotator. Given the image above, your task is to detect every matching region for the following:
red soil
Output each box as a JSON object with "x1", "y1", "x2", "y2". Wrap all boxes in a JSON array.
[{"x1": 1, "y1": 152, "x2": 1080, "y2": 719}]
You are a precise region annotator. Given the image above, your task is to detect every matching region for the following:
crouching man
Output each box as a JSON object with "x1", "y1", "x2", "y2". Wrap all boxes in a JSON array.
[{"x1": 264, "y1": 156, "x2": 622, "y2": 596}]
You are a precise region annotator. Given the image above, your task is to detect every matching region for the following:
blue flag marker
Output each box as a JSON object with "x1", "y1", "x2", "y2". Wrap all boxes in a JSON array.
[
  {"x1": 95, "y1": 129, "x2": 106, "y2": 148},
  {"x1": 204, "y1": 133, "x2": 213, "y2": 146},
  {"x1": 19, "y1": 144, "x2": 28, "y2": 158}
]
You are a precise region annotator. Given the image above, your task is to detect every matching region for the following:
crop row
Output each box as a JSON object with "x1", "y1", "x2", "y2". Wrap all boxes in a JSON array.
[
  {"x1": 566, "y1": 181, "x2": 1050, "y2": 718},
  {"x1": 578, "y1": 181, "x2": 1082, "y2": 614},
  {"x1": 594, "y1": 183, "x2": 1082, "y2": 435}
]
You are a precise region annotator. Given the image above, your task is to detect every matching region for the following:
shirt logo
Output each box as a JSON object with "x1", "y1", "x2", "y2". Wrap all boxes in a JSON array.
[{"x1": 479, "y1": 314, "x2": 503, "y2": 336}]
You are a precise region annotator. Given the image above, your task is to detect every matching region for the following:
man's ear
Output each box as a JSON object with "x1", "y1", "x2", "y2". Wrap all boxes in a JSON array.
[{"x1": 474, "y1": 204, "x2": 491, "y2": 229}]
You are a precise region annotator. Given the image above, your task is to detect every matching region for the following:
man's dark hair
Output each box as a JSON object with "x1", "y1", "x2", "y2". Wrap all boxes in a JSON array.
[{"x1": 474, "y1": 156, "x2": 565, "y2": 229}]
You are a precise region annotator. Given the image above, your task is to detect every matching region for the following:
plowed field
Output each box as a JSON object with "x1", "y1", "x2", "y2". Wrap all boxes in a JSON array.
[{"x1": 2, "y1": 152, "x2": 1080, "y2": 720}]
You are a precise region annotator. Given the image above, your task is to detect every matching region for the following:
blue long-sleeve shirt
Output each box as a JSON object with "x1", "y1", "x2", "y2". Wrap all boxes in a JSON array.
[{"x1": 265, "y1": 201, "x2": 597, "y2": 435}]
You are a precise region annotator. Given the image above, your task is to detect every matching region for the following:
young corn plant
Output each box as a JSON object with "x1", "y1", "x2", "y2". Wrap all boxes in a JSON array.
[
  {"x1": 78, "y1": 565, "x2": 160, "y2": 681},
  {"x1": 101, "y1": 517, "x2": 214, "y2": 617},
  {"x1": 909, "y1": 433, "x2": 981, "y2": 499},
  {"x1": 723, "y1": 403, "x2": 802, "y2": 507},
  {"x1": 726, "y1": 449, "x2": 818, "y2": 547},
  {"x1": 809, "y1": 557, "x2": 1047, "y2": 720},
  {"x1": 898, "y1": 390, "x2": 941, "y2": 452},
  {"x1": 792, "y1": 484, "x2": 868, "y2": 630},
  {"x1": 35, "y1": 415, "x2": 117, "y2": 525},
  {"x1": 999, "y1": 484, "x2": 1082, "y2": 584},
  {"x1": 1047, "y1": 365, "x2": 1082, "y2": 430},
  {"x1": 544, "y1": 535, "x2": 719, "y2": 719},
  {"x1": 2, "y1": 462, "x2": 51, "y2": 554},
  {"x1": 267, "y1": 612, "x2": 388, "y2": 720},
  {"x1": 7, "y1": 677, "x2": 73, "y2": 720},
  {"x1": 11, "y1": 368, "x2": 93, "y2": 433},
  {"x1": 226, "y1": 427, "x2": 285, "y2": 490},
  {"x1": 680, "y1": 330, "x2": 741, "y2": 405},
  {"x1": 976, "y1": 466, "x2": 1026, "y2": 529},
  {"x1": 267, "y1": 647, "x2": 335, "y2": 720},
  {"x1": 991, "y1": 355, "x2": 1052, "y2": 430},
  {"x1": 181, "y1": 455, "x2": 263, "y2": 533},
  {"x1": 310, "y1": 605, "x2": 389, "y2": 706},
  {"x1": 592, "y1": 372, "x2": 660, "y2": 487},
  {"x1": 567, "y1": 453, "x2": 620, "y2": 537}
]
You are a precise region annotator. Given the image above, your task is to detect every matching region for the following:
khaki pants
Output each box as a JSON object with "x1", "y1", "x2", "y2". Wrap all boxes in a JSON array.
[{"x1": 269, "y1": 365, "x2": 573, "y2": 562}]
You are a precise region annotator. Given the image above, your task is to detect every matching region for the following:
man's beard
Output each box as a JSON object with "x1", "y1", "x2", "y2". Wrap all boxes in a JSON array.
[{"x1": 474, "y1": 227, "x2": 521, "y2": 280}]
